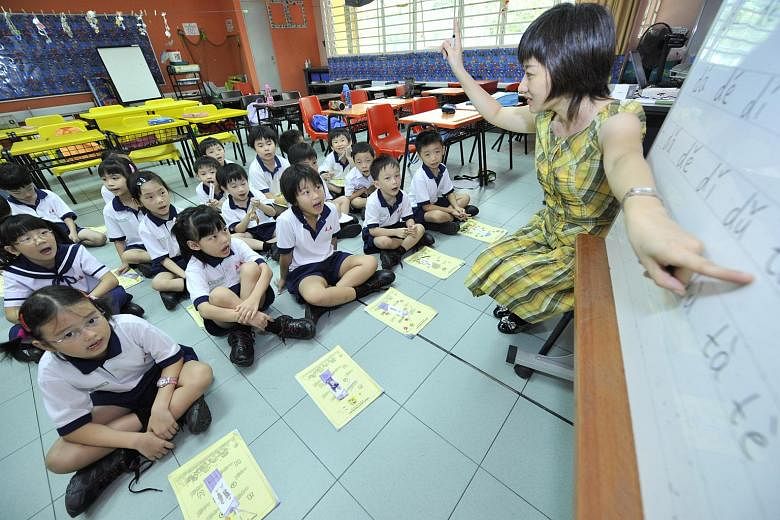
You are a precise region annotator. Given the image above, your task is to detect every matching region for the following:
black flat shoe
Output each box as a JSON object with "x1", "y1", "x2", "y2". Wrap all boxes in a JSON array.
[
  {"x1": 497, "y1": 313, "x2": 534, "y2": 334},
  {"x1": 227, "y1": 327, "x2": 255, "y2": 366},
  {"x1": 160, "y1": 291, "x2": 180, "y2": 311},
  {"x1": 121, "y1": 302, "x2": 146, "y2": 318},
  {"x1": 464, "y1": 205, "x2": 479, "y2": 217},
  {"x1": 492, "y1": 305, "x2": 512, "y2": 319}
]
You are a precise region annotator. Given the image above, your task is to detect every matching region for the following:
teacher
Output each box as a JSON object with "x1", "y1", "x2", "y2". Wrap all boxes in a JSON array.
[{"x1": 440, "y1": 3, "x2": 752, "y2": 334}]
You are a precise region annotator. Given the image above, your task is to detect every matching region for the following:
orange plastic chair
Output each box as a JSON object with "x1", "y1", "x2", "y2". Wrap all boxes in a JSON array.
[
  {"x1": 343, "y1": 89, "x2": 369, "y2": 104},
  {"x1": 299, "y1": 95, "x2": 329, "y2": 151},
  {"x1": 233, "y1": 81, "x2": 254, "y2": 96},
  {"x1": 367, "y1": 104, "x2": 414, "y2": 160},
  {"x1": 410, "y1": 97, "x2": 438, "y2": 135}
]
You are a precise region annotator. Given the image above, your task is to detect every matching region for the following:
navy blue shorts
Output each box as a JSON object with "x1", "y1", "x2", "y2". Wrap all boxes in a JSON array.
[
  {"x1": 286, "y1": 251, "x2": 352, "y2": 300},
  {"x1": 150, "y1": 255, "x2": 189, "y2": 276},
  {"x1": 106, "y1": 286, "x2": 132, "y2": 314},
  {"x1": 125, "y1": 243, "x2": 147, "y2": 251},
  {"x1": 53, "y1": 222, "x2": 84, "y2": 239},
  {"x1": 246, "y1": 222, "x2": 276, "y2": 242},
  {"x1": 202, "y1": 284, "x2": 275, "y2": 337},
  {"x1": 412, "y1": 196, "x2": 450, "y2": 223},
  {"x1": 362, "y1": 222, "x2": 405, "y2": 254},
  {"x1": 90, "y1": 345, "x2": 198, "y2": 430}
]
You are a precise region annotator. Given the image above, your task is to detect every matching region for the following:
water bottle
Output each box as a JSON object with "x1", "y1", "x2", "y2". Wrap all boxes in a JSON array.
[
  {"x1": 264, "y1": 83, "x2": 273, "y2": 104},
  {"x1": 342, "y1": 84, "x2": 352, "y2": 108}
]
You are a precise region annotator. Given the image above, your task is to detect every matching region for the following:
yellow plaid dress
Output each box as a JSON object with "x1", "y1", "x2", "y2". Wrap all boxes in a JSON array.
[{"x1": 465, "y1": 100, "x2": 646, "y2": 323}]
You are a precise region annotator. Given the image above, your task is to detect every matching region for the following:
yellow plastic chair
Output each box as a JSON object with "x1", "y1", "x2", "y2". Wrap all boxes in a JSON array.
[
  {"x1": 188, "y1": 105, "x2": 242, "y2": 161},
  {"x1": 24, "y1": 114, "x2": 65, "y2": 127},
  {"x1": 38, "y1": 124, "x2": 106, "y2": 203},
  {"x1": 113, "y1": 116, "x2": 190, "y2": 187},
  {"x1": 144, "y1": 98, "x2": 176, "y2": 106}
]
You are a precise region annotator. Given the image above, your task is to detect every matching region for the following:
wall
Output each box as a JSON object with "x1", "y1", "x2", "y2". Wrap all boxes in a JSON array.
[
  {"x1": 265, "y1": 0, "x2": 323, "y2": 94},
  {"x1": 1, "y1": 0, "x2": 252, "y2": 112}
]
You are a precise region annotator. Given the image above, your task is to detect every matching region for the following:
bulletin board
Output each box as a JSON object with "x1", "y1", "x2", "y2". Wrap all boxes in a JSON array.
[{"x1": 0, "y1": 13, "x2": 164, "y2": 101}]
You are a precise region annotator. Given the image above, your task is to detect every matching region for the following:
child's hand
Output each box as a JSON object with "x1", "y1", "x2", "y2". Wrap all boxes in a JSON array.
[
  {"x1": 322, "y1": 172, "x2": 333, "y2": 180},
  {"x1": 250, "y1": 312, "x2": 270, "y2": 330},
  {"x1": 406, "y1": 221, "x2": 418, "y2": 237},
  {"x1": 116, "y1": 263, "x2": 131, "y2": 275},
  {"x1": 207, "y1": 199, "x2": 221, "y2": 210},
  {"x1": 394, "y1": 228, "x2": 407, "y2": 239},
  {"x1": 234, "y1": 299, "x2": 259, "y2": 324},
  {"x1": 453, "y1": 208, "x2": 468, "y2": 221},
  {"x1": 135, "y1": 431, "x2": 175, "y2": 460},
  {"x1": 68, "y1": 232, "x2": 80, "y2": 243},
  {"x1": 149, "y1": 407, "x2": 179, "y2": 440}
]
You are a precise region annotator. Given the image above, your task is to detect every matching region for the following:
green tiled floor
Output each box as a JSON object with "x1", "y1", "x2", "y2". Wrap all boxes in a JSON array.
[{"x1": 1, "y1": 133, "x2": 574, "y2": 519}]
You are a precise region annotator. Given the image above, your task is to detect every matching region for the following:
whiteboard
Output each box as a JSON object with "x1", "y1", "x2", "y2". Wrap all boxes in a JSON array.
[
  {"x1": 97, "y1": 46, "x2": 162, "y2": 104},
  {"x1": 605, "y1": 0, "x2": 780, "y2": 518}
]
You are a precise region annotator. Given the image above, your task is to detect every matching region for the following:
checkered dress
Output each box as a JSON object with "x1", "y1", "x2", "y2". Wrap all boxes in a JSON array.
[{"x1": 465, "y1": 100, "x2": 646, "y2": 323}]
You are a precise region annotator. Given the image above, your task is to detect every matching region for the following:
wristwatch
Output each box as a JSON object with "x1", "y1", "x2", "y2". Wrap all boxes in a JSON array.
[
  {"x1": 156, "y1": 376, "x2": 178, "y2": 388},
  {"x1": 621, "y1": 186, "x2": 663, "y2": 206}
]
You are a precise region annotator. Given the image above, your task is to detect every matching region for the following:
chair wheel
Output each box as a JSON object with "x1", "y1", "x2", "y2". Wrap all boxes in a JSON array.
[{"x1": 514, "y1": 364, "x2": 533, "y2": 379}]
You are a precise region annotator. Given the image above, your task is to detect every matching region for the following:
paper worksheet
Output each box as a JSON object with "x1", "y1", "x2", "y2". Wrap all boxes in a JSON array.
[
  {"x1": 458, "y1": 219, "x2": 508, "y2": 243},
  {"x1": 364, "y1": 287, "x2": 437, "y2": 336},
  {"x1": 403, "y1": 246, "x2": 464, "y2": 279}
]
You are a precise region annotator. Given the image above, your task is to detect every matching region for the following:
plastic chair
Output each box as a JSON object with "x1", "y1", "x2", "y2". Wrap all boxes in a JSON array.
[
  {"x1": 144, "y1": 98, "x2": 176, "y2": 106},
  {"x1": 113, "y1": 116, "x2": 189, "y2": 187},
  {"x1": 299, "y1": 95, "x2": 330, "y2": 151},
  {"x1": 342, "y1": 89, "x2": 369, "y2": 105},
  {"x1": 232, "y1": 81, "x2": 254, "y2": 96},
  {"x1": 36, "y1": 123, "x2": 105, "y2": 203},
  {"x1": 25, "y1": 114, "x2": 65, "y2": 127},
  {"x1": 367, "y1": 104, "x2": 415, "y2": 160}
]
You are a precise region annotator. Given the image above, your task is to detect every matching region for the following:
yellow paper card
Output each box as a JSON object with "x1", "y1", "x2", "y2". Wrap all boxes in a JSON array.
[
  {"x1": 112, "y1": 268, "x2": 144, "y2": 289},
  {"x1": 329, "y1": 178, "x2": 345, "y2": 187},
  {"x1": 458, "y1": 219, "x2": 507, "y2": 243},
  {"x1": 364, "y1": 288, "x2": 437, "y2": 336},
  {"x1": 403, "y1": 246, "x2": 464, "y2": 279},
  {"x1": 295, "y1": 345, "x2": 383, "y2": 430},
  {"x1": 168, "y1": 430, "x2": 279, "y2": 520},
  {"x1": 185, "y1": 304, "x2": 205, "y2": 328}
]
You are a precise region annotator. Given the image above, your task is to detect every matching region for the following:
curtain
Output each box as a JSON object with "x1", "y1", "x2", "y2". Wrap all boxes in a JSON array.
[{"x1": 578, "y1": 0, "x2": 644, "y2": 54}]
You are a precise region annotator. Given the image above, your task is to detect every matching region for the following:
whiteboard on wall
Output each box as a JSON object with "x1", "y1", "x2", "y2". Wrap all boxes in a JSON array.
[
  {"x1": 605, "y1": 0, "x2": 779, "y2": 518},
  {"x1": 97, "y1": 45, "x2": 162, "y2": 103}
]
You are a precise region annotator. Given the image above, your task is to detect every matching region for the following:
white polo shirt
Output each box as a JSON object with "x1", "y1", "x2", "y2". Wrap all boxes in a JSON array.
[
  {"x1": 103, "y1": 197, "x2": 144, "y2": 247},
  {"x1": 101, "y1": 185, "x2": 113, "y2": 205},
  {"x1": 318, "y1": 151, "x2": 353, "y2": 181},
  {"x1": 186, "y1": 238, "x2": 266, "y2": 309},
  {"x1": 7, "y1": 189, "x2": 76, "y2": 224},
  {"x1": 364, "y1": 189, "x2": 414, "y2": 229},
  {"x1": 247, "y1": 155, "x2": 290, "y2": 195},
  {"x1": 3, "y1": 244, "x2": 110, "y2": 309},
  {"x1": 276, "y1": 202, "x2": 340, "y2": 271},
  {"x1": 221, "y1": 192, "x2": 275, "y2": 232},
  {"x1": 37, "y1": 314, "x2": 183, "y2": 436},
  {"x1": 194, "y1": 182, "x2": 225, "y2": 205},
  {"x1": 137, "y1": 206, "x2": 182, "y2": 263},
  {"x1": 344, "y1": 169, "x2": 374, "y2": 197},
  {"x1": 409, "y1": 163, "x2": 455, "y2": 207}
]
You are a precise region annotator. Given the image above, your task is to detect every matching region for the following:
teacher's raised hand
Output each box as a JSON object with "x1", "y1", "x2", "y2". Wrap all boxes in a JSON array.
[{"x1": 440, "y1": 19, "x2": 464, "y2": 72}]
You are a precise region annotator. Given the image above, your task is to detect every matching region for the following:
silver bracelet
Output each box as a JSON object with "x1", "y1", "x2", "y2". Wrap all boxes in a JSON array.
[{"x1": 621, "y1": 187, "x2": 663, "y2": 206}]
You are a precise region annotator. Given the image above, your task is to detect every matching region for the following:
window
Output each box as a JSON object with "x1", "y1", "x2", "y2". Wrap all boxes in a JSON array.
[{"x1": 322, "y1": 0, "x2": 560, "y2": 57}]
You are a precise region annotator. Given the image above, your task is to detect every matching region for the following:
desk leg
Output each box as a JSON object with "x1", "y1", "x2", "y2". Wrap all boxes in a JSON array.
[
  {"x1": 233, "y1": 126, "x2": 246, "y2": 165},
  {"x1": 479, "y1": 122, "x2": 495, "y2": 185},
  {"x1": 401, "y1": 124, "x2": 413, "y2": 188}
]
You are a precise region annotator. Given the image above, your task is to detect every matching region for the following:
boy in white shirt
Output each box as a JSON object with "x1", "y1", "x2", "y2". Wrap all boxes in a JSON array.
[
  {"x1": 217, "y1": 163, "x2": 275, "y2": 254},
  {"x1": 246, "y1": 125, "x2": 289, "y2": 215},
  {"x1": 319, "y1": 127, "x2": 354, "y2": 197},
  {"x1": 198, "y1": 137, "x2": 235, "y2": 167},
  {"x1": 345, "y1": 142, "x2": 376, "y2": 212},
  {"x1": 193, "y1": 156, "x2": 225, "y2": 209}
]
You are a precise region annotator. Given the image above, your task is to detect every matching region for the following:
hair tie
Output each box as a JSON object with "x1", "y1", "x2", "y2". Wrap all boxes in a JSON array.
[{"x1": 17, "y1": 311, "x2": 30, "y2": 333}]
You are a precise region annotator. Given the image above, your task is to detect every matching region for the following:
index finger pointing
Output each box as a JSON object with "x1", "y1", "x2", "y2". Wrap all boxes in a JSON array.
[{"x1": 668, "y1": 249, "x2": 754, "y2": 286}]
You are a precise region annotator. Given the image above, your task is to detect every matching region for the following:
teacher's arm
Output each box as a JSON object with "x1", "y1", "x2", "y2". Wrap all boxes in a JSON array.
[
  {"x1": 600, "y1": 113, "x2": 753, "y2": 295},
  {"x1": 441, "y1": 20, "x2": 535, "y2": 135}
]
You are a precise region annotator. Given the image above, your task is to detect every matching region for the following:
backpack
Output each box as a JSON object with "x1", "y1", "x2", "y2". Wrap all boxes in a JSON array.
[{"x1": 311, "y1": 114, "x2": 345, "y2": 132}]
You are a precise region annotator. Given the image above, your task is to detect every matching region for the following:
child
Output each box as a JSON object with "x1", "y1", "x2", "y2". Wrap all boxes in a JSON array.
[
  {"x1": 198, "y1": 137, "x2": 234, "y2": 166},
  {"x1": 0, "y1": 163, "x2": 107, "y2": 246},
  {"x1": 217, "y1": 163, "x2": 275, "y2": 254},
  {"x1": 99, "y1": 153, "x2": 137, "y2": 204},
  {"x1": 278, "y1": 128, "x2": 304, "y2": 158},
  {"x1": 130, "y1": 171, "x2": 188, "y2": 310},
  {"x1": 0, "y1": 285, "x2": 213, "y2": 517},
  {"x1": 363, "y1": 155, "x2": 435, "y2": 269},
  {"x1": 0, "y1": 215, "x2": 145, "y2": 357},
  {"x1": 193, "y1": 155, "x2": 225, "y2": 209},
  {"x1": 275, "y1": 164, "x2": 395, "y2": 323},
  {"x1": 246, "y1": 125, "x2": 290, "y2": 212},
  {"x1": 174, "y1": 206, "x2": 315, "y2": 366},
  {"x1": 319, "y1": 127, "x2": 354, "y2": 196},
  {"x1": 345, "y1": 142, "x2": 376, "y2": 212},
  {"x1": 410, "y1": 129, "x2": 479, "y2": 234},
  {"x1": 99, "y1": 160, "x2": 154, "y2": 278}
]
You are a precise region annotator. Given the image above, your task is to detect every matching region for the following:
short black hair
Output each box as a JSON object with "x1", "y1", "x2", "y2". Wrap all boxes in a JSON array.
[
  {"x1": 369, "y1": 154, "x2": 399, "y2": 181},
  {"x1": 517, "y1": 3, "x2": 614, "y2": 121},
  {"x1": 194, "y1": 155, "x2": 221, "y2": 173},
  {"x1": 127, "y1": 170, "x2": 171, "y2": 202},
  {"x1": 414, "y1": 129, "x2": 443, "y2": 151},
  {"x1": 279, "y1": 129, "x2": 304, "y2": 156},
  {"x1": 172, "y1": 205, "x2": 227, "y2": 258},
  {"x1": 327, "y1": 127, "x2": 351, "y2": 146},
  {"x1": 99, "y1": 152, "x2": 137, "y2": 172},
  {"x1": 0, "y1": 215, "x2": 70, "y2": 268},
  {"x1": 351, "y1": 142, "x2": 374, "y2": 158},
  {"x1": 198, "y1": 137, "x2": 223, "y2": 156},
  {"x1": 216, "y1": 163, "x2": 248, "y2": 188},
  {"x1": 248, "y1": 125, "x2": 278, "y2": 147},
  {"x1": 0, "y1": 163, "x2": 33, "y2": 191},
  {"x1": 280, "y1": 164, "x2": 323, "y2": 207},
  {"x1": 97, "y1": 158, "x2": 134, "y2": 180},
  {"x1": 287, "y1": 142, "x2": 318, "y2": 166}
]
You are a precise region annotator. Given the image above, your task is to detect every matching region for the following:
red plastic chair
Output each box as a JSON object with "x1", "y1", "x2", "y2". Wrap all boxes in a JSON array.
[
  {"x1": 367, "y1": 104, "x2": 415, "y2": 160},
  {"x1": 233, "y1": 81, "x2": 254, "y2": 95},
  {"x1": 299, "y1": 95, "x2": 329, "y2": 151},
  {"x1": 341, "y1": 89, "x2": 369, "y2": 104},
  {"x1": 410, "y1": 97, "x2": 439, "y2": 135}
]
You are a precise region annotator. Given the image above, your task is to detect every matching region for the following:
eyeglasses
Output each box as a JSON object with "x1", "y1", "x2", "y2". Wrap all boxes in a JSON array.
[
  {"x1": 47, "y1": 312, "x2": 104, "y2": 344},
  {"x1": 15, "y1": 229, "x2": 54, "y2": 246}
]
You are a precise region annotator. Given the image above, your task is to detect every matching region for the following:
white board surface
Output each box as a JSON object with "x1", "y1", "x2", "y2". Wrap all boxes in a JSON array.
[
  {"x1": 605, "y1": 0, "x2": 780, "y2": 518},
  {"x1": 97, "y1": 46, "x2": 161, "y2": 104}
]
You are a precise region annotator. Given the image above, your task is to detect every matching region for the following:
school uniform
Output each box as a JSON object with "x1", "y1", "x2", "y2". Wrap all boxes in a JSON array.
[
  {"x1": 137, "y1": 206, "x2": 186, "y2": 276},
  {"x1": 344, "y1": 169, "x2": 374, "y2": 198},
  {"x1": 2, "y1": 244, "x2": 131, "y2": 313},
  {"x1": 362, "y1": 189, "x2": 414, "y2": 253},
  {"x1": 275, "y1": 201, "x2": 350, "y2": 298},
  {"x1": 102, "y1": 197, "x2": 145, "y2": 250},
  {"x1": 409, "y1": 163, "x2": 455, "y2": 222},
  {"x1": 221, "y1": 193, "x2": 276, "y2": 242},
  {"x1": 194, "y1": 182, "x2": 226, "y2": 205},
  {"x1": 186, "y1": 238, "x2": 273, "y2": 336},
  {"x1": 6, "y1": 188, "x2": 81, "y2": 237},
  {"x1": 318, "y1": 151, "x2": 352, "y2": 181},
  {"x1": 247, "y1": 155, "x2": 290, "y2": 195},
  {"x1": 37, "y1": 314, "x2": 198, "y2": 435},
  {"x1": 101, "y1": 185, "x2": 114, "y2": 205}
]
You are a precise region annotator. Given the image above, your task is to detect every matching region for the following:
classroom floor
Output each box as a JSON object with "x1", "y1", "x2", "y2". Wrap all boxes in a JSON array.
[{"x1": 0, "y1": 131, "x2": 574, "y2": 520}]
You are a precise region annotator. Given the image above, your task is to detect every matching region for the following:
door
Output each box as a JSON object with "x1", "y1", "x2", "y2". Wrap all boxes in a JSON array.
[{"x1": 240, "y1": 0, "x2": 282, "y2": 90}]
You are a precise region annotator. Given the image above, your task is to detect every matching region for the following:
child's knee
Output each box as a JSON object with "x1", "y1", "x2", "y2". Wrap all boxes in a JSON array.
[
  {"x1": 151, "y1": 274, "x2": 167, "y2": 290},
  {"x1": 358, "y1": 254, "x2": 378, "y2": 270},
  {"x1": 414, "y1": 224, "x2": 425, "y2": 236},
  {"x1": 185, "y1": 361, "x2": 213, "y2": 389},
  {"x1": 208, "y1": 287, "x2": 235, "y2": 306},
  {"x1": 459, "y1": 193, "x2": 470, "y2": 206},
  {"x1": 45, "y1": 446, "x2": 72, "y2": 474},
  {"x1": 239, "y1": 261, "x2": 261, "y2": 278},
  {"x1": 374, "y1": 237, "x2": 393, "y2": 249}
]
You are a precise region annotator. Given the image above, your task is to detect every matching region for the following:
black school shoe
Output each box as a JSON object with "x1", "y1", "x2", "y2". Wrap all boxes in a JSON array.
[
  {"x1": 160, "y1": 291, "x2": 181, "y2": 311},
  {"x1": 181, "y1": 395, "x2": 212, "y2": 434},
  {"x1": 354, "y1": 269, "x2": 395, "y2": 300},
  {"x1": 380, "y1": 249, "x2": 404, "y2": 270},
  {"x1": 65, "y1": 448, "x2": 140, "y2": 517},
  {"x1": 265, "y1": 314, "x2": 316, "y2": 340},
  {"x1": 334, "y1": 221, "x2": 362, "y2": 239},
  {"x1": 497, "y1": 313, "x2": 534, "y2": 334},
  {"x1": 426, "y1": 221, "x2": 460, "y2": 235},
  {"x1": 227, "y1": 326, "x2": 255, "y2": 367},
  {"x1": 419, "y1": 231, "x2": 435, "y2": 248},
  {"x1": 464, "y1": 205, "x2": 479, "y2": 217},
  {"x1": 130, "y1": 263, "x2": 154, "y2": 278},
  {"x1": 120, "y1": 300, "x2": 146, "y2": 318},
  {"x1": 305, "y1": 303, "x2": 330, "y2": 325}
]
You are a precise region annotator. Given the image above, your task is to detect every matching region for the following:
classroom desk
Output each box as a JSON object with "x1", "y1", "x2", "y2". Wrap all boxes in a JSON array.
[
  {"x1": 146, "y1": 99, "x2": 201, "y2": 110},
  {"x1": 78, "y1": 106, "x2": 153, "y2": 129},
  {"x1": 101, "y1": 118, "x2": 196, "y2": 175},
  {"x1": 362, "y1": 84, "x2": 403, "y2": 99},
  {"x1": 0, "y1": 126, "x2": 38, "y2": 142},
  {"x1": 179, "y1": 108, "x2": 248, "y2": 164},
  {"x1": 250, "y1": 99, "x2": 303, "y2": 131},
  {"x1": 308, "y1": 78, "x2": 371, "y2": 94},
  {"x1": 421, "y1": 87, "x2": 467, "y2": 103},
  {"x1": 397, "y1": 108, "x2": 490, "y2": 187},
  {"x1": 9, "y1": 129, "x2": 108, "y2": 203}
]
